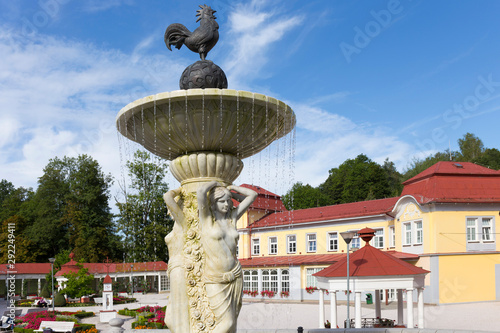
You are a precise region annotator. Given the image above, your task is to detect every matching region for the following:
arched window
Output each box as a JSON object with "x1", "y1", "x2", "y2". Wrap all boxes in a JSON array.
[{"x1": 281, "y1": 269, "x2": 290, "y2": 292}]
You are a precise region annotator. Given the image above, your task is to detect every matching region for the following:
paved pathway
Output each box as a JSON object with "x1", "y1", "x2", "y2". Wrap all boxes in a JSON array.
[{"x1": 4, "y1": 294, "x2": 500, "y2": 331}]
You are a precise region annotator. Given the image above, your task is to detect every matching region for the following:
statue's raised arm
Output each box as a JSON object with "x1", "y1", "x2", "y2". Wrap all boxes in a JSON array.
[{"x1": 228, "y1": 185, "x2": 258, "y2": 221}]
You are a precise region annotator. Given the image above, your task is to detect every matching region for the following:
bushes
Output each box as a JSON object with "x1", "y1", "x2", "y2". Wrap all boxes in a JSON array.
[
  {"x1": 54, "y1": 292, "x2": 66, "y2": 307},
  {"x1": 40, "y1": 284, "x2": 50, "y2": 298}
]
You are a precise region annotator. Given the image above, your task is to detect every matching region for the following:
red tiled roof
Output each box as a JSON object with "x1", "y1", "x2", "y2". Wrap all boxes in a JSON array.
[
  {"x1": 235, "y1": 184, "x2": 287, "y2": 213},
  {"x1": 82, "y1": 261, "x2": 168, "y2": 274},
  {"x1": 402, "y1": 162, "x2": 500, "y2": 204},
  {"x1": 314, "y1": 243, "x2": 429, "y2": 278},
  {"x1": 0, "y1": 263, "x2": 51, "y2": 275},
  {"x1": 239, "y1": 254, "x2": 344, "y2": 267},
  {"x1": 239, "y1": 250, "x2": 419, "y2": 268},
  {"x1": 250, "y1": 197, "x2": 399, "y2": 228}
]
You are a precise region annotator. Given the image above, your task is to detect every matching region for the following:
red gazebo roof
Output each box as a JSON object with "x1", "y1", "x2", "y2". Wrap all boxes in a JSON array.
[{"x1": 315, "y1": 228, "x2": 429, "y2": 278}]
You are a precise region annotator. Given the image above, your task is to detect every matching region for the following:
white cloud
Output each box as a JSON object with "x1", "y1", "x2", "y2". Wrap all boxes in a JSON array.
[
  {"x1": 0, "y1": 28, "x2": 183, "y2": 191},
  {"x1": 82, "y1": 0, "x2": 134, "y2": 12},
  {"x1": 289, "y1": 102, "x2": 414, "y2": 187},
  {"x1": 223, "y1": 1, "x2": 303, "y2": 87}
]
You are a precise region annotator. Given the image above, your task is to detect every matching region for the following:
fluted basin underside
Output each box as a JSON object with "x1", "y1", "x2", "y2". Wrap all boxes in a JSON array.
[{"x1": 116, "y1": 89, "x2": 296, "y2": 161}]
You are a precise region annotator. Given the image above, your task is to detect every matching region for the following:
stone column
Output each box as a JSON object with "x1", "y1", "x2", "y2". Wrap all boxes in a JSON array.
[
  {"x1": 319, "y1": 289, "x2": 325, "y2": 328},
  {"x1": 355, "y1": 291, "x2": 362, "y2": 328},
  {"x1": 330, "y1": 291, "x2": 337, "y2": 329},
  {"x1": 397, "y1": 289, "x2": 404, "y2": 325},
  {"x1": 406, "y1": 288, "x2": 414, "y2": 328},
  {"x1": 417, "y1": 287, "x2": 424, "y2": 328},
  {"x1": 374, "y1": 290, "x2": 381, "y2": 319}
]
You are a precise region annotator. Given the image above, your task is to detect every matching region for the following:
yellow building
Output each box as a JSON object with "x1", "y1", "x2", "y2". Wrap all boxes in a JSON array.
[{"x1": 236, "y1": 161, "x2": 500, "y2": 304}]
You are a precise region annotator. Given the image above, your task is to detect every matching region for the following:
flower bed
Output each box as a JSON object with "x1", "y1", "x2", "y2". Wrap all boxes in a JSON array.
[
  {"x1": 119, "y1": 306, "x2": 166, "y2": 329},
  {"x1": 112, "y1": 296, "x2": 136, "y2": 304},
  {"x1": 242, "y1": 290, "x2": 258, "y2": 297},
  {"x1": 260, "y1": 290, "x2": 275, "y2": 298},
  {"x1": 14, "y1": 310, "x2": 96, "y2": 332},
  {"x1": 306, "y1": 286, "x2": 317, "y2": 294}
]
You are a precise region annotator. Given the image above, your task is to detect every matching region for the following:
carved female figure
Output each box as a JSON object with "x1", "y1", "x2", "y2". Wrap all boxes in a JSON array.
[
  {"x1": 197, "y1": 181, "x2": 257, "y2": 333},
  {"x1": 163, "y1": 187, "x2": 191, "y2": 333}
]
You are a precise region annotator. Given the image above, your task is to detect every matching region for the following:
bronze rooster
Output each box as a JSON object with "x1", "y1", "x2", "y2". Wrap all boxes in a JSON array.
[{"x1": 164, "y1": 5, "x2": 219, "y2": 61}]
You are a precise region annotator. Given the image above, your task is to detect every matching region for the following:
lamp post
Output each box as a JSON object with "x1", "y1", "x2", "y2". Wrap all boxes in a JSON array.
[
  {"x1": 48, "y1": 258, "x2": 55, "y2": 312},
  {"x1": 340, "y1": 231, "x2": 355, "y2": 329},
  {"x1": 130, "y1": 264, "x2": 134, "y2": 296}
]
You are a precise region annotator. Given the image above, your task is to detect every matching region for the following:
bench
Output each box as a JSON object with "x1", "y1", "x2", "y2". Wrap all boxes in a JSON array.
[
  {"x1": 35, "y1": 321, "x2": 75, "y2": 333},
  {"x1": 3, "y1": 310, "x2": 22, "y2": 317},
  {"x1": 93, "y1": 297, "x2": 103, "y2": 305}
]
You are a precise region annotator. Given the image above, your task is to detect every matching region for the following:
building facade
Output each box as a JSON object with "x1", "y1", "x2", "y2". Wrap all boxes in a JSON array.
[{"x1": 236, "y1": 162, "x2": 500, "y2": 304}]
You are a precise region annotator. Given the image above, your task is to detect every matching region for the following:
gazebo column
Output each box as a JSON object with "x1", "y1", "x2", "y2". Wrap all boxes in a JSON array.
[
  {"x1": 318, "y1": 289, "x2": 325, "y2": 328},
  {"x1": 397, "y1": 289, "x2": 404, "y2": 325},
  {"x1": 374, "y1": 290, "x2": 381, "y2": 318},
  {"x1": 417, "y1": 287, "x2": 424, "y2": 328},
  {"x1": 38, "y1": 279, "x2": 41, "y2": 295},
  {"x1": 406, "y1": 288, "x2": 414, "y2": 328},
  {"x1": 158, "y1": 273, "x2": 161, "y2": 293},
  {"x1": 355, "y1": 291, "x2": 362, "y2": 328},
  {"x1": 330, "y1": 291, "x2": 337, "y2": 328}
]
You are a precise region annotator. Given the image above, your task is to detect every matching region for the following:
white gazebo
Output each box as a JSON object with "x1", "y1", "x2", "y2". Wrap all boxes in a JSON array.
[{"x1": 315, "y1": 228, "x2": 429, "y2": 329}]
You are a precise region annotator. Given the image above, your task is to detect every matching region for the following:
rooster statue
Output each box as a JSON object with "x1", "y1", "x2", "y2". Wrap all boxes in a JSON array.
[{"x1": 164, "y1": 4, "x2": 219, "y2": 61}]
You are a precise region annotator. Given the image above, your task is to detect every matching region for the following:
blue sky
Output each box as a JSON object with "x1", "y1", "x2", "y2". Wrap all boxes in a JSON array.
[{"x1": 1, "y1": 0, "x2": 500, "y2": 197}]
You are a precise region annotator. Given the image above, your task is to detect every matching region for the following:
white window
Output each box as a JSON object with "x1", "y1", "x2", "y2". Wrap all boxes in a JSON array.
[
  {"x1": 389, "y1": 226, "x2": 395, "y2": 248},
  {"x1": 243, "y1": 270, "x2": 258, "y2": 292},
  {"x1": 328, "y1": 232, "x2": 338, "y2": 251},
  {"x1": 307, "y1": 233, "x2": 317, "y2": 252},
  {"x1": 251, "y1": 270, "x2": 259, "y2": 291},
  {"x1": 467, "y1": 217, "x2": 494, "y2": 243},
  {"x1": 269, "y1": 237, "x2": 278, "y2": 255},
  {"x1": 243, "y1": 271, "x2": 251, "y2": 290},
  {"x1": 404, "y1": 223, "x2": 412, "y2": 245},
  {"x1": 415, "y1": 221, "x2": 423, "y2": 244},
  {"x1": 306, "y1": 267, "x2": 323, "y2": 287},
  {"x1": 350, "y1": 231, "x2": 360, "y2": 249},
  {"x1": 482, "y1": 218, "x2": 492, "y2": 241},
  {"x1": 252, "y1": 238, "x2": 260, "y2": 255},
  {"x1": 372, "y1": 229, "x2": 384, "y2": 248},
  {"x1": 403, "y1": 220, "x2": 423, "y2": 245},
  {"x1": 236, "y1": 242, "x2": 239, "y2": 258},
  {"x1": 287, "y1": 235, "x2": 296, "y2": 254},
  {"x1": 281, "y1": 269, "x2": 290, "y2": 292},
  {"x1": 262, "y1": 269, "x2": 270, "y2": 290},
  {"x1": 270, "y1": 270, "x2": 278, "y2": 292},
  {"x1": 160, "y1": 275, "x2": 170, "y2": 291}
]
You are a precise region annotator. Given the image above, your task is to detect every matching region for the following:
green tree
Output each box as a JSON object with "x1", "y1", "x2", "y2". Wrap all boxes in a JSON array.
[
  {"x1": 24, "y1": 155, "x2": 121, "y2": 262},
  {"x1": 382, "y1": 158, "x2": 403, "y2": 196},
  {"x1": 60, "y1": 265, "x2": 94, "y2": 298},
  {"x1": 116, "y1": 150, "x2": 173, "y2": 262},
  {"x1": 319, "y1": 154, "x2": 394, "y2": 204},
  {"x1": 473, "y1": 148, "x2": 500, "y2": 170},
  {"x1": 0, "y1": 185, "x2": 38, "y2": 263},
  {"x1": 458, "y1": 132, "x2": 484, "y2": 161},
  {"x1": 282, "y1": 182, "x2": 331, "y2": 210}
]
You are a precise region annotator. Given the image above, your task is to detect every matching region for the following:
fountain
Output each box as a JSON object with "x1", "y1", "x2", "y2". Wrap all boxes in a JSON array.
[{"x1": 116, "y1": 5, "x2": 295, "y2": 333}]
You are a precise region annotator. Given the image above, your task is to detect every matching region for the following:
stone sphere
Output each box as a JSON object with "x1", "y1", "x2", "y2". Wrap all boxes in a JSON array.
[{"x1": 180, "y1": 60, "x2": 228, "y2": 90}]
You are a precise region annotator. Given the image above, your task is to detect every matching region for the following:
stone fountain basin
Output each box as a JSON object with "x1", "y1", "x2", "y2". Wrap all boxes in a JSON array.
[{"x1": 116, "y1": 89, "x2": 296, "y2": 161}]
